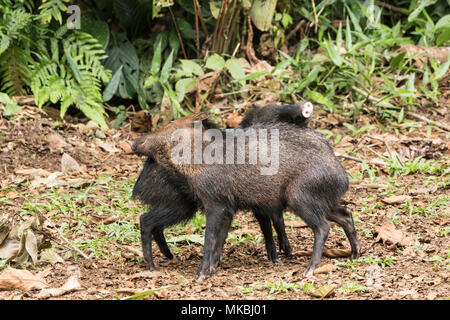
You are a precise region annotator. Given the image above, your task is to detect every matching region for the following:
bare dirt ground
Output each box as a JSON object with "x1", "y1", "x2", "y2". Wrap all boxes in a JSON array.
[{"x1": 0, "y1": 101, "x2": 448, "y2": 300}]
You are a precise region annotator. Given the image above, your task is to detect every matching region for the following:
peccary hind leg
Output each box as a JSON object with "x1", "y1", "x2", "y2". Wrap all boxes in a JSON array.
[
  {"x1": 326, "y1": 205, "x2": 360, "y2": 259},
  {"x1": 253, "y1": 210, "x2": 280, "y2": 263}
]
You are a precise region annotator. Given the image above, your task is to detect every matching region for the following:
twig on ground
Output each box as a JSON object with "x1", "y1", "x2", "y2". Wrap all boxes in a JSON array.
[
  {"x1": 374, "y1": 1, "x2": 409, "y2": 15},
  {"x1": 407, "y1": 112, "x2": 450, "y2": 132},
  {"x1": 335, "y1": 152, "x2": 386, "y2": 166}
]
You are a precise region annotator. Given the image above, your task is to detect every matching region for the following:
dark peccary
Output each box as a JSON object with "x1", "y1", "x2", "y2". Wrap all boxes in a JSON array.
[
  {"x1": 240, "y1": 102, "x2": 313, "y2": 128},
  {"x1": 131, "y1": 112, "x2": 360, "y2": 280},
  {"x1": 132, "y1": 105, "x2": 313, "y2": 270}
]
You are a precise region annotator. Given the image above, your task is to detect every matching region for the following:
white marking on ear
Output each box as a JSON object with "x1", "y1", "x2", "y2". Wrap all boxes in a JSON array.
[{"x1": 302, "y1": 102, "x2": 314, "y2": 118}]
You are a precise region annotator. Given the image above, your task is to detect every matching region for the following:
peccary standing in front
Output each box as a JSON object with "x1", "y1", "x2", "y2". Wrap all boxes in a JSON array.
[
  {"x1": 132, "y1": 103, "x2": 315, "y2": 270},
  {"x1": 131, "y1": 109, "x2": 360, "y2": 280}
]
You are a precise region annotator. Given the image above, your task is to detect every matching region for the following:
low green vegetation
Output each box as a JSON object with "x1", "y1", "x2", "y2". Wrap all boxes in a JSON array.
[{"x1": 0, "y1": 1, "x2": 449, "y2": 130}]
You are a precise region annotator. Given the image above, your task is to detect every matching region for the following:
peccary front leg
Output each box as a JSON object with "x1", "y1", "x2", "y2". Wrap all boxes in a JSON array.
[
  {"x1": 140, "y1": 211, "x2": 158, "y2": 270},
  {"x1": 197, "y1": 205, "x2": 233, "y2": 280},
  {"x1": 152, "y1": 227, "x2": 173, "y2": 259},
  {"x1": 326, "y1": 205, "x2": 360, "y2": 259},
  {"x1": 140, "y1": 205, "x2": 197, "y2": 270}
]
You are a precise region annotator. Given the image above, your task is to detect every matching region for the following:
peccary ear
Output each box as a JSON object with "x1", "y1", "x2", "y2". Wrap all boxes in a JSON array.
[{"x1": 302, "y1": 102, "x2": 314, "y2": 118}]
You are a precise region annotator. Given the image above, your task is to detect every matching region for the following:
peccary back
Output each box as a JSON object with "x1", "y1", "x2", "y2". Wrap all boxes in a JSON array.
[
  {"x1": 240, "y1": 103, "x2": 313, "y2": 128},
  {"x1": 131, "y1": 115, "x2": 360, "y2": 279},
  {"x1": 132, "y1": 104, "x2": 315, "y2": 270}
]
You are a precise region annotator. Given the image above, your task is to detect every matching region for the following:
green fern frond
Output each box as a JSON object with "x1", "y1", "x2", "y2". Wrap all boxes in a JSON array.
[
  {"x1": 38, "y1": 0, "x2": 70, "y2": 24},
  {"x1": 0, "y1": 44, "x2": 31, "y2": 96},
  {"x1": 30, "y1": 31, "x2": 111, "y2": 129}
]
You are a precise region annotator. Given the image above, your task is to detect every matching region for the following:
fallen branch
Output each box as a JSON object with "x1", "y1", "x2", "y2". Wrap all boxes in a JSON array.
[
  {"x1": 335, "y1": 152, "x2": 386, "y2": 166},
  {"x1": 374, "y1": 1, "x2": 409, "y2": 15},
  {"x1": 407, "y1": 112, "x2": 450, "y2": 132},
  {"x1": 351, "y1": 86, "x2": 395, "y2": 108}
]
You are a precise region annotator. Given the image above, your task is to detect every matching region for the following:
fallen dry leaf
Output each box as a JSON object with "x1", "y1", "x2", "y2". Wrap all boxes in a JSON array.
[
  {"x1": 45, "y1": 133, "x2": 68, "y2": 152},
  {"x1": 0, "y1": 268, "x2": 48, "y2": 291},
  {"x1": 374, "y1": 223, "x2": 417, "y2": 247},
  {"x1": 117, "y1": 141, "x2": 133, "y2": 154},
  {"x1": 293, "y1": 247, "x2": 352, "y2": 258},
  {"x1": 409, "y1": 186, "x2": 438, "y2": 195},
  {"x1": 40, "y1": 249, "x2": 64, "y2": 265},
  {"x1": 225, "y1": 112, "x2": 243, "y2": 128},
  {"x1": 313, "y1": 264, "x2": 337, "y2": 275},
  {"x1": 97, "y1": 140, "x2": 119, "y2": 153},
  {"x1": 15, "y1": 168, "x2": 51, "y2": 177},
  {"x1": 284, "y1": 220, "x2": 308, "y2": 228},
  {"x1": 122, "y1": 245, "x2": 144, "y2": 258},
  {"x1": 309, "y1": 284, "x2": 336, "y2": 298},
  {"x1": 61, "y1": 153, "x2": 82, "y2": 174},
  {"x1": 131, "y1": 110, "x2": 153, "y2": 133},
  {"x1": 382, "y1": 195, "x2": 411, "y2": 204},
  {"x1": 90, "y1": 214, "x2": 122, "y2": 225},
  {"x1": 36, "y1": 265, "x2": 81, "y2": 299}
]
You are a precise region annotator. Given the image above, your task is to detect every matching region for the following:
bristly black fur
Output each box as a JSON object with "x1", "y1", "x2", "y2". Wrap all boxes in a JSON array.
[
  {"x1": 240, "y1": 103, "x2": 311, "y2": 128},
  {"x1": 132, "y1": 103, "x2": 323, "y2": 272}
]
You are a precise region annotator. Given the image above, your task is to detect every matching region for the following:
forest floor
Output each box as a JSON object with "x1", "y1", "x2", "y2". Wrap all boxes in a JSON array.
[{"x1": 0, "y1": 96, "x2": 449, "y2": 300}]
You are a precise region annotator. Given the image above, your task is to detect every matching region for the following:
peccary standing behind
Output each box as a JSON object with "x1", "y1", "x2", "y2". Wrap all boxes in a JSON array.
[
  {"x1": 132, "y1": 103, "x2": 313, "y2": 270},
  {"x1": 131, "y1": 111, "x2": 360, "y2": 279}
]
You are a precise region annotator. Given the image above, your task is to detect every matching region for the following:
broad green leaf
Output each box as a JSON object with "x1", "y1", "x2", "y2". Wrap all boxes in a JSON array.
[
  {"x1": 322, "y1": 40, "x2": 342, "y2": 67},
  {"x1": 118, "y1": 286, "x2": 170, "y2": 300},
  {"x1": 296, "y1": 66, "x2": 320, "y2": 92},
  {"x1": 336, "y1": 22, "x2": 342, "y2": 55},
  {"x1": 225, "y1": 58, "x2": 245, "y2": 80},
  {"x1": 232, "y1": 71, "x2": 267, "y2": 82},
  {"x1": 436, "y1": 28, "x2": 450, "y2": 46},
  {"x1": 175, "y1": 78, "x2": 196, "y2": 102},
  {"x1": 151, "y1": 38, "x2": 163, "y2": 76},
  {"x1": 210, "y1": 0, "x2": 222, "y2": 19},
  {"x1": 381, "y1": 73, "x2": 396, "y2": 93},
  {"x1": 179, "y1": 60, "x2": 204, "y2": 77},
  {"x1": 390, "y1": 51, "x2": 407, "y2": 69},
  {"x1": 435, "y1": 14, "x2": 450, "y2": 31},
  {"x1": 160, "y1": 49, "x2": 175, "y2": 84},
  {"x1": 167, "y1": 234, "x2": 204, "y2": 245},
  {"x1": 144, "y1": 75, "x2": 159, "y2": 88},
  {"x1": 3, "y1": 103, "x2": 22, "y2": 117},
  {"x1": 345, "y1": 17, "x2": 352, "y2": 51},
  {"x1": 434, "y1": 54, "x2": 450, "y2": 79},
  {"x1": 345, "y1": 4, "x2": 362, "y2": 33},
  {"x1": 305, "y1": 90, "x2": 334, "y2": 110},
  {"x1": 80, "y1": 18, "x2": 110, "y2": 50},
  {"x1": 103, "y1": 66, "x2": 124, "y2": 102},
  {"x1": 250, "y1": 0, "x2": 277, "y2": 31},
  {"x1": 408, "y1": 0, "x2": 437, "y2": 22},
  {"x1": 161, "y1": 82, "x2": 190, "y2": 116},
  {"x1": 205, "y1": 54, "x2": 226, "y2": 71}
]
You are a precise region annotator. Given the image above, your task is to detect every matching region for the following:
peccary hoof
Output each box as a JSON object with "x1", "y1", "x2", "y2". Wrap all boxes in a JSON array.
[
  {"x1": 146, "y1": 264, "x2": 159, "y2": 271},
  {"x1": 274, "y1": 258, "x2": 283, "y2": 264},
  {"x1": 304, "y1": 268, "x2": 315, "y2": 278}
]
